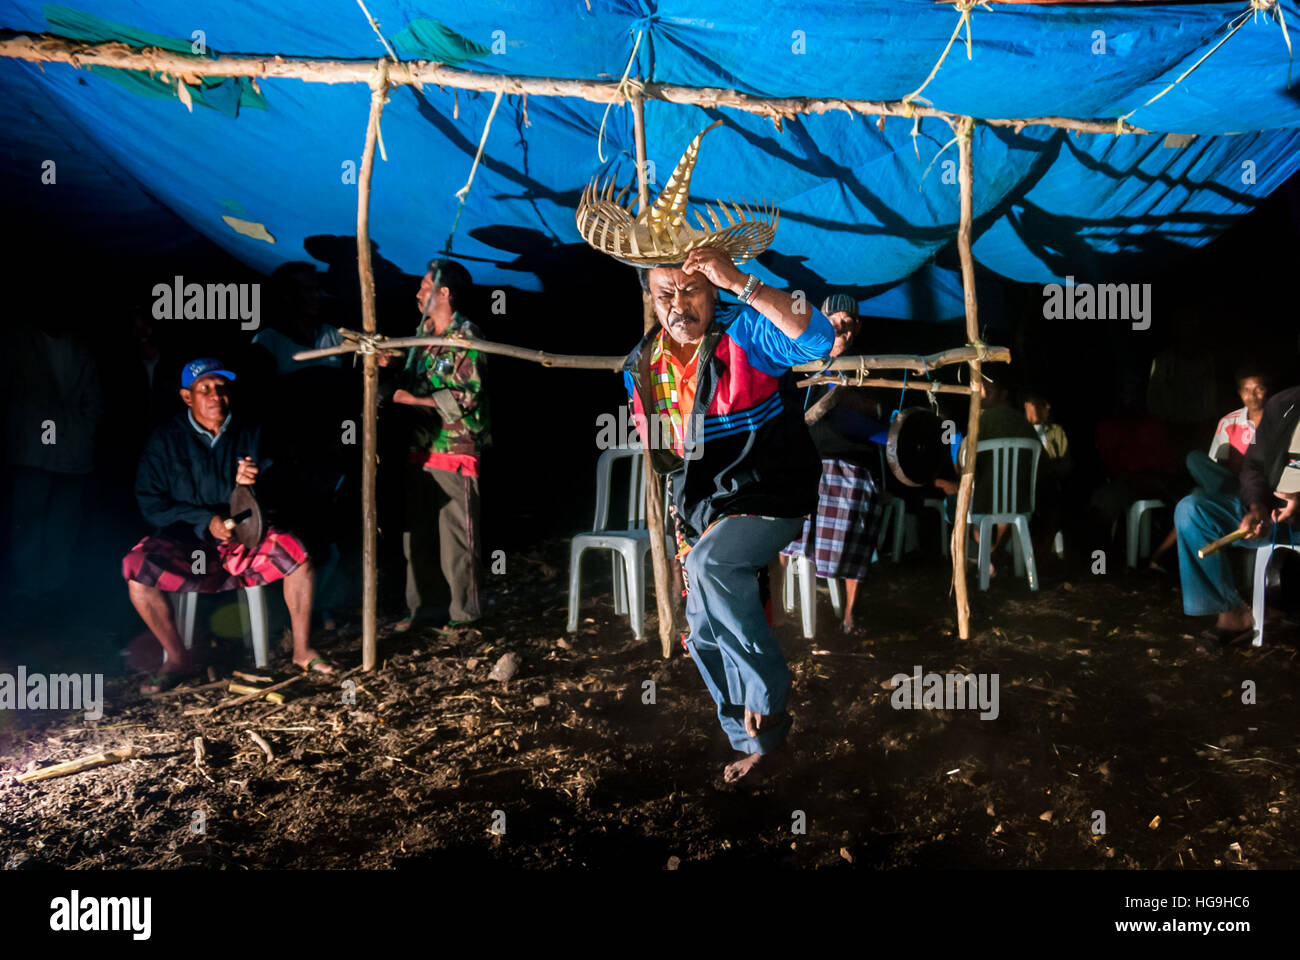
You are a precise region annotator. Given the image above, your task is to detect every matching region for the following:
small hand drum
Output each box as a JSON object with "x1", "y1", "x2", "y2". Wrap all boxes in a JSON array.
[
  {"x1": 886, "y1": 407, "x2": 948, "y2": 488},
  {"x1": 224, "y1": 484, "x2": 264, "y2": 551}
]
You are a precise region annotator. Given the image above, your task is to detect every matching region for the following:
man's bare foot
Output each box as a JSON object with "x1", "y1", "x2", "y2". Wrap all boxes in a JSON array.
[
  {"x1": 723, "y1": 751, "x2": 777, "y2": 784},
  {"x1": 1215, "y1": 606, "x2": 1254, "y2": 633},
  {"x1": 294, "y1": 650, "x2": 336, "y2": 674}
]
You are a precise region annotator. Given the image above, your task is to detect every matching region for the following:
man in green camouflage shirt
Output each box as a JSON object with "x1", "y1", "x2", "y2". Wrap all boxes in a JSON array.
[{"x1": 388, "y1": 258, "x2": 490, "y2": 628}]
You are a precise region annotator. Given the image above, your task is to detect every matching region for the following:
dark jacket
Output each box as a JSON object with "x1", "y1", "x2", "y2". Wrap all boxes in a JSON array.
[
  {"x1": 135, "y1": 411, "x2": 261, "y2": 541},
  {"x1": 1241, "y1": 385, "x2": 1300, "y2": 511},
  {"x1": 623, "y1": 304, "x2": 834, "y2": 544}
]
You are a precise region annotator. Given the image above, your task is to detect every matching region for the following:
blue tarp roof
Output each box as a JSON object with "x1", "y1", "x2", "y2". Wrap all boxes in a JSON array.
[{"x1": 3, "y1": 1, "x2": 1299, "y2": 310}]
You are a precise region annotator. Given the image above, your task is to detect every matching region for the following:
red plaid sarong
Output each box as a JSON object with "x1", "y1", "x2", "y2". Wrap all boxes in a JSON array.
[
  {"x1": 781, "y1": 458, "x2": 882, "y2": 581},
  {"x1": 122, "y1": 527, "x2": 309, "y2": 593}
]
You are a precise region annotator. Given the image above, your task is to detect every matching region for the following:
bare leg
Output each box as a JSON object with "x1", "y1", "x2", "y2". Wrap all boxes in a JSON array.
[
  {"x1": 127, "y1": 580, "x2": 190, "y2": 672},
  {"x1": 842, "y1": 578, "x2": 862, "y2": 631},
  {"x1": 1149, "y1": 526, "x2": 1177, "y2": 568},
  {"x1": 283, "y1": 560, "x2": 333, "y2": 673},
  {"x1": 972, "y1": 525, "x2": 999, "y2": 579},
  {"x1": 723, "y1": 709, "x2": 788, "y2": 783}
]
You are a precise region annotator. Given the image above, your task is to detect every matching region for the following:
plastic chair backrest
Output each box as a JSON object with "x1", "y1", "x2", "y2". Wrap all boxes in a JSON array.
[
  {"x1": 971, "y1": 437, "x2": 1041, "y2": 516},
  {"x1": 593, "y1": 447, "x2": 646, "y2": 531}
]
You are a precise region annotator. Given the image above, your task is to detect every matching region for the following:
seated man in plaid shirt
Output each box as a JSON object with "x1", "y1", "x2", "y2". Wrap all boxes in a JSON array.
[{"x1": 122, "y1": 358, "x2": 332, "y2": 692}]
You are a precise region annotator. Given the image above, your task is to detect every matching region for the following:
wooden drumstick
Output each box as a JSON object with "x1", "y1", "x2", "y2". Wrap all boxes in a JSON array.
[{"x1": 1198, "y1": 527, "x2": 1251, "y2": 559}]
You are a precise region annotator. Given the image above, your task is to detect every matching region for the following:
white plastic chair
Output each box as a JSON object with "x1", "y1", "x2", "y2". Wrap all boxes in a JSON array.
[
  {"x1": 965, "y1": 438, "x2": 1042, "y2": 591},
  {"x1": 1247, "y1": 540, "x2": 1299, "y2": 648},
  {"x1": 171, "y1": 587, "x2": 271, "y2": 667},
  {"x1": 1126, "y1": 499, "x2": 1166, "y2": 568},
  {"x1": 567, "y1": 447, "x2": 666, "y2": 640},
  {"x1": 782, "y1": 555, "x2": 843, "y2": 640}
]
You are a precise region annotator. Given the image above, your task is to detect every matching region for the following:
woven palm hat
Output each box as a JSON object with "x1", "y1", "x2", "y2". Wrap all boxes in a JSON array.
[{"x1": 575, "y1": 120, "x2": 778, "y2": 267}]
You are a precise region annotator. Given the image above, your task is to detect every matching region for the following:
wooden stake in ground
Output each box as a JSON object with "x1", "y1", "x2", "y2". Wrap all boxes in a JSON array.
[
  {"x1": 17, "y1": 746, "x2": 135, "y2": 784},
  {"x1": 357, "y1": 60, "x2": 390, "y2": 673},
  {"x1": 631, "y1": 89, "x2": 677, "y2": 659},
  {"x1": 952, "y1": 116, "x2": 982, "y2": 641}
]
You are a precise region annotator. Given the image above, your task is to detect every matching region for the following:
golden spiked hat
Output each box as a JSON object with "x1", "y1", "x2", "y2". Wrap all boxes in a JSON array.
[{"x1": 575, "y1": 120, "x2": 779, "y2": 267}]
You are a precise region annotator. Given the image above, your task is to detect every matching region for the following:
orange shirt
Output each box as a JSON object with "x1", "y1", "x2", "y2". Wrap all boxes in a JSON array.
[{"x1": 654, "y1": 334, "x2": 700, "y2": 418}]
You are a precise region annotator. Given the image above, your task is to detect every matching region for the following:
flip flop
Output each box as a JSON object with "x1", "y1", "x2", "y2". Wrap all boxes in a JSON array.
[
  {"x1": 139, "y1": 669, "x2": 194, "y2": 696},
  {"x1": 438, "y1": 619, "x2": 479, "y2": 634},
  {"x1": 393, "y1": 617, "x2": 415, "y2": 633},
  {"x1": 297, "y1": 657, "x2": 336, "y2": 674}
]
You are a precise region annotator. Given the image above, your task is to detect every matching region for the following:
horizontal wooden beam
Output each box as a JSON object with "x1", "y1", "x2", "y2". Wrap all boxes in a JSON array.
[
  {"x1": 0, "y1": 32, "x2": 1153, "y2": 135},
  {"x1": 295, "y1": 330, "x2": 1009, "y2": 373}
]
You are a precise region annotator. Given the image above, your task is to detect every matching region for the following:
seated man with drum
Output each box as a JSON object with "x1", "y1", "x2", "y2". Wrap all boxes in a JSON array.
[{"x1": 121, "y1": 358, "x2": 334, "y2": 693}]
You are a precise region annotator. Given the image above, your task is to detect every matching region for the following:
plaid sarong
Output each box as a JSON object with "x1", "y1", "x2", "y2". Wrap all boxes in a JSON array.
[
  {"x1": 122, "y1": 527, "x2": 309, "y2": 593},
  {"x1": 781, "y1": 458, "x2": 882, "y2": 581}
]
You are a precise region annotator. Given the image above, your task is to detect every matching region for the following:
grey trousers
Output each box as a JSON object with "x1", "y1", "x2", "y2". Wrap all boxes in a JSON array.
[{"x1": 404, "y1": 465, "x2": 481, "y2": 622}]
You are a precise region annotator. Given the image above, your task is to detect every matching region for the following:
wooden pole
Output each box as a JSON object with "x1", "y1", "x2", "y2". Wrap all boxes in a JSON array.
[
  {"x1": 952, "y1": 116, "x2": 982, "y2": 641},
  {"x1": 631, "y1": 90, "x2": 678, "y2": 659},
  {"x1": 0, "y1": 34, "x2": 1157, "y2": 136},
  {"x1": 357, "y1": 61, "x2": 389, "y2": 672}
]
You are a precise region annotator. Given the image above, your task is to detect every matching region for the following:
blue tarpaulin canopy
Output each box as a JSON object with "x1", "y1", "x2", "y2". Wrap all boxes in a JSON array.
[{"x1": 3, "y1": 0, "x2": 1298, "y2": 311}]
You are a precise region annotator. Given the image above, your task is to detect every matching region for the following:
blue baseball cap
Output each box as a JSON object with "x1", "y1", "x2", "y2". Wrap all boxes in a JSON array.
[{"x1": 181, "y1": 358, "x2": 236, "y2": 388}]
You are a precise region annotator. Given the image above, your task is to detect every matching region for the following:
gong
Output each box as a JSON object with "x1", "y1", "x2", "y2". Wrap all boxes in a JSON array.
[
  {"x1": 225, "y1": 484, "x2": 264, "y2": 551},
  {"x1": 1264, "y1": 539, "x2": 1300, "y2": 620},
  {"x1": 885, "y1": 407, "x2": 948, "y2": 488}
]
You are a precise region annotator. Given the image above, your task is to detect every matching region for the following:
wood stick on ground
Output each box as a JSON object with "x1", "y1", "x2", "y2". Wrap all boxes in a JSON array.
[
  {"x1": 184, "y1": 675, "x2": 304, "y2": 716},
  {"x1": 17, "y1": 745, "x2": 136, "y2": 784},
  {"x1": 232, "y1": 670, "x2": 273, "y2": 684},
  {"x1": 149, "y1": 678, "x2": 229, "y2": 699},
  {"x1": 246, "y1": 730, "x2": 275, "y2": 763},
  {"x1": 228, "y1": 682, "x2": 285, "y2": 703}
]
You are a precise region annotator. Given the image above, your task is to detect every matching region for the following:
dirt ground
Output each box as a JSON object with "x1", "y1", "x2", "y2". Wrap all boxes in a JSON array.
[{"x1": 2, "y1": 541, "x2": 1296, "y2": 870}]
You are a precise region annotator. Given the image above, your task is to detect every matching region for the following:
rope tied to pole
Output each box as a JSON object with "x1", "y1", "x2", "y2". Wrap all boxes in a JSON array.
[
  {"x1": 1251, "y1": 0, "x2": 1294, "y2": 88},
  {"x1": 1120, "y1": 0, "x2": 1292, "y2": 126},
  {"x1": 367, "y1": 58, "x2": 390, "y2": 162},
  {"x1": 597, "y1": 29, "x2": 645, "y2": 163},
  {"x1": 902, "y1": 0, "x2": 991, "y2": 110}
]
